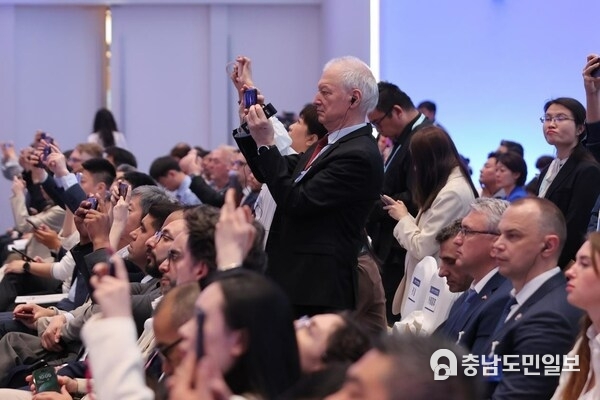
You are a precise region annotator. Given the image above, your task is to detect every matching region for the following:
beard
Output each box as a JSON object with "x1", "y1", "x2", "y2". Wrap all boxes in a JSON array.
[{"x1": 145, "y1": 253, "x2": 164, "y2": 279}]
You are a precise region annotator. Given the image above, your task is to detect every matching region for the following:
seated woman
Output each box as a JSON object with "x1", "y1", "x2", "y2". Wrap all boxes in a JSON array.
[
  {"x1": 495, "y1": 151, "x2": 528, "y2": 202},
  {"x1": 551, "y1": 232, "x2": 600, "y2": 399},
  {"x1": 382, "y1": 126, "x2": 478, "y2": 317}
]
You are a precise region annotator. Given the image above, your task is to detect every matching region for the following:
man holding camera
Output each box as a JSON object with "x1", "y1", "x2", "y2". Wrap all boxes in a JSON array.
[{"x1": 233, "y1": 56, "x2": 383, "y2": 317}]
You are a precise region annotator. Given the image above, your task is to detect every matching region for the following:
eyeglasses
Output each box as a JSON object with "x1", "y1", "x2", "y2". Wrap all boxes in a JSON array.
[
  {"x1": 154, "y1": 230, "x2": 174, "y2": 243},
  {"x1": 539, "y1": 115, "x2": 575, "y2": 124},
  {"x1": 156, "y1": 337, "x2": 183, "y2": 361},
  {"x1": 370, "y1": 108, "x2": 393, "y2": 126},
  {"x1": 458, "y1": 226, "x2": 500, "y2": 237}
]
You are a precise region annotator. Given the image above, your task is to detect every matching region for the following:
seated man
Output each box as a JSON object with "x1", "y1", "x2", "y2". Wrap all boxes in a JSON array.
[
  {"x1": 435, "y1": 198, "x2": 512, "y2": 355},
  {"x1": 483, "y1": 197, "x2": 582, "y2": 398}
]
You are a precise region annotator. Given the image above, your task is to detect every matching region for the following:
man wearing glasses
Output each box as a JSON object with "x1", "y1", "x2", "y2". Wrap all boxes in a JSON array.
[
  {"x1": 365, "y1": 81, "x2": 430, "y2": 323},
  {"x1": 435, "y1": 198, "x2": 512, "y2": 355}
]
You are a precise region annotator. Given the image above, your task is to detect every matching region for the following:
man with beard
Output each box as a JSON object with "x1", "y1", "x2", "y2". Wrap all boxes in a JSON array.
[{"x1": 0, "y1": 201, "x2": 179, "y2": 387}]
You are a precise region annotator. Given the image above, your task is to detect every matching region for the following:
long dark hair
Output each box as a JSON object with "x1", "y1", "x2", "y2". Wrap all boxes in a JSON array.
[
  {"x1": 216, "y1": 269, "x2": 301, "y2": 398},
  {"x1": 92, "y1": 108, "x2": 118, "y2": 148},
  {"x1": 409, "y1": 126, "x2": 478, "y2": 212}
]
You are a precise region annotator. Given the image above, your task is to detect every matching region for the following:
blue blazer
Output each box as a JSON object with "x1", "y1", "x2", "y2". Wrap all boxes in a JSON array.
[{"x1": 482, "y1": 272, "x2": 582, "y2": 400}]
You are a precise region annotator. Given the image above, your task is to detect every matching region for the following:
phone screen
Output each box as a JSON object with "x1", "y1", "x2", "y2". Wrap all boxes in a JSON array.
[
  {"x1": 196, "y1": 309, "x2": 205, "y2": 361},
  {"x1": 32, "y1": 366, "x2": 61, "y2": 393}
]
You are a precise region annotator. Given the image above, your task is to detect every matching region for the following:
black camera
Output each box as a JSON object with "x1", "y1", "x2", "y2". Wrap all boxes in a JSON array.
[{"x1": 239, "y1": 103, "x2": 277, "y2": 134}]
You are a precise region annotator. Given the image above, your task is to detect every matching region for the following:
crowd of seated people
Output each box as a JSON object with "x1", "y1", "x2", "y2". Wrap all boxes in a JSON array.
[{"x1": 0, "y1": 53, "x2": 598, "y2": 400}]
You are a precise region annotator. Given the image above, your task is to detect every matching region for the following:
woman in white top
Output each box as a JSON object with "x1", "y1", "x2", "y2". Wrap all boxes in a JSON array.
[
  {"x1": 382, "y1": 126, "x2": 478, "y2": 316},
  {"x1": 87, "y1": 108, "x2": 128, "y2": 149},
  {"x1": 552, "y1": 232, "x2": 600, "y2": 400}
]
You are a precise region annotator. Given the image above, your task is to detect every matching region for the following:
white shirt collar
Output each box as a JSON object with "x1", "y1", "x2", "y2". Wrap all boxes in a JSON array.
[{"x1": 472, "y1": 267, "x2": 499, "y2": 294}]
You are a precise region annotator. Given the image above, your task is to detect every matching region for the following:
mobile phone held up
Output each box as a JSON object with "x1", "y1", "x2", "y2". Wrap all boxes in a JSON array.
[
  {"x1": 244, "y1": 88, "x2": 258, "y2": 107},
  {"x1": 87, "y1": 196, "x2": 98, "y2": 210},
  {"x1": 32, "y1": 365, "x2": 61, "y2": 393},
  {"x1": 118, "y1": 182, "x2": 128, "y2": 199}
]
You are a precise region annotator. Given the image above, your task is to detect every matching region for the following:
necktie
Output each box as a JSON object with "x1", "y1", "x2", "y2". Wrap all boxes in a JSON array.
[
  {"x1": 442, "y1": 288, "x2": 478, "y2": 338},
  {"x1": 303, "y1": 135, "x2": 330, "y2": 170},
  {"x1": 492, "y1": 295, "x2": 518, "y2": 336}
]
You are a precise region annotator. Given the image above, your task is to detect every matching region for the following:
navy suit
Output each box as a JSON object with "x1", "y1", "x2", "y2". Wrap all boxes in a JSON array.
[
  {"x1": 235, "y1": 124, "x2": 384, "y2": 313},
  {"x1": 436, "y1": 272, "x2": 511, "y2": 355},
  {"x1": 482, "y1": 273, "x2": 582, "y2": 400}
]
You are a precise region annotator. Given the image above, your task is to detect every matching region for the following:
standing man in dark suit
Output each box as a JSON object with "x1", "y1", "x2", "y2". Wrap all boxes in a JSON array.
[
  {"x1": 436, "y1": 198, "x2": 511, "y2": 354},
  {"x1": 365, "y1": 82, "x2": 430, "y2": 323},
  {"x1": 234, "y1": 56, "x2": 384, "y2": 317},
  {"x1": 483, "y1": 197, "x2": 582, "y2": 399}
]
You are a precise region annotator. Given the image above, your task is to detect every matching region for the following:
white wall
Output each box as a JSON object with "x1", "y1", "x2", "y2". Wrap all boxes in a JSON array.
[
  {"x1": 379, "y1": 0, "x2": 600, "y2": 184},
  {"x1": 0, "y1": 0, "x2": 371, "y2": 231}
]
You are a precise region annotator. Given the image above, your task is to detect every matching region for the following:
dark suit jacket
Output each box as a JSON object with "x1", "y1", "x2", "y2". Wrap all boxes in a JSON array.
[
  {"x1": 366, "y1": 114, "x2": 430, "y2": 263},
  {"x1": 482, "y1": 273, "x2": 582, "y2": 400},
  {"x1": 534, "y1": 146, "x2": 600, "y2": 267},
  {"x1": 42, "y1": 174, "x2": 87, "y2": 213},
  {"x1": 435, "y1": 271, "x2": 510, "y2": 354},
  {"x1": 235, "y1": 124, "x2": 384, "y2": 309},
  {"x1": 458, "y1": 276, "x2": 512, "y2": 355}
]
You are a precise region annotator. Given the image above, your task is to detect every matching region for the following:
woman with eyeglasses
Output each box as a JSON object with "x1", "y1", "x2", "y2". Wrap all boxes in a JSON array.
[
  {"x1": 381, "y1": 126, "x2": 478, "y2": 318},
  {"x1": 551, "y1": 232, "x2": 600, "y2": 400},
  {"x1": 495, "y1": 151, "x2": 528, "y2": 202},
  {"x1": 533, "y1": 95, "x2": 600, "y2": 268}
]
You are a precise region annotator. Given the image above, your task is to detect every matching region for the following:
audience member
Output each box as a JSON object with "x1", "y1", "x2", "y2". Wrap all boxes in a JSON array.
[
  {"x1": 326, "y1": 334, "x2": 481, "y2": 400},
  {"x1": 383, "y1": 126, "x2": 477, "y2": 317},
  {"x1": 497, "y1": 139, "x2": 524, "y2": 157},
  {"x1": 436, "y1": 198, "x2": 511, "y2": 354},
  {"x1": 88, "y1": 108, "x2": 128, "y2": 149},
  {"x1": 103, "y1": 145, "x2": 137, "y2": 169},
  {"x1": 479, "y1": 152, "x2": 503, "y2": 198},
  {"x1": 551, "y1": 232, "x2": 600, "y2": 400},
  {"x1": 417, "y1": 100, "x2": 446, "y2": 131},
  {"x1": 495, "y1": 151, "x2": 528, "y2": 202},
  {"x1": 483, "y1": 197, "x2": 582, "y2": 398},
  {"x1": 149, "y1": 156, "x2": 201, "y2": 205},
  {"x1": 366, "y1": 82, "x2": 430, "y2": 323},
  {"x1": 234, "y1": 55, "x2": 384, "y2": 317},
  {"x1": 534, "y1": 97, "x2": 600, "y2": 268},
  {"x1": 169, "y1": 142, "x2": 191, "y2": 161}
]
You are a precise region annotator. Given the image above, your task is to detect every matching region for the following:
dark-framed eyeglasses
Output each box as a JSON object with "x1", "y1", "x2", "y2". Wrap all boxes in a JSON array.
[
  {"x1": 370, "y1": 108, "x2": 393, "y2": 127},
  {"x1": 154, "y1": 230, "x2": 174, "y2": 243},
  {"x1": 156, "y1": 337, "x2": 183, "y2": 360},
  {"x1": 458, "y1": 226, "x2": 500, "y2": 237}
]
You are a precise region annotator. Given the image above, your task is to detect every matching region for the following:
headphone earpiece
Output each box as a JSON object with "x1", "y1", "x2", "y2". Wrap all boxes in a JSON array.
[{"x1": 350, "y1": 96, "x2": 357, "y2": 105}]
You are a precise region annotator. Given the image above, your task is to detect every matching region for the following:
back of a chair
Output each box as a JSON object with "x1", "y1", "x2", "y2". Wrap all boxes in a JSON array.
[
  {"x1": 420, "y1": 273, "x2": 462, "y2": 334},
  {"x1": 401, "y1": 256, "x2": 437, "y2": 317}
]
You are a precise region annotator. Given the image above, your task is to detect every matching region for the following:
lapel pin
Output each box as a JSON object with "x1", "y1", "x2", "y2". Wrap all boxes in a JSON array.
[{"x1": 515, "y1": 313, "x2": 522, "y2": 321}]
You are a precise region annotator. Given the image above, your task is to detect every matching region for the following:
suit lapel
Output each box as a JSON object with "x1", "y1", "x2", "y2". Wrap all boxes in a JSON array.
[
  {"x1": 543, "y1": 158, "x2": 576, "y2": 199},
  {"x1": 492, "y1": 273, "x2": 565, "y2": 339}
]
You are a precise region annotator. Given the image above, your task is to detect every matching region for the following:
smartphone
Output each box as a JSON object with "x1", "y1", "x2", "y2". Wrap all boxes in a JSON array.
[
  {"x1": 243, "y1": 88, "x2": 258, "y2": 107},
  {"x1": 380, "y1": 194, "x2": 396, "y2": 206},
  {"x1": 14, "y1": 311, "x2": 34, "y2": 319},
  {"x1": 593, "y1": 66, "x2": 600, "y2": 79},
  {"x1": 40, "y1": 132, "x2": 54, "y2": 145},
  {"x1": 108, "y1": 259, "x2": 116, "y2": 277},
  {"x1": 32, "y1": 365, "x2": 61, "y2": 393},
  {"x1": 11, "y1": 248, "x2": 34, "y2": 262},
  {"x1": 26, "y1": 218, "x2": 40, "y2": 230},
  {"x1": 87, "y1": 196, "x2": 98, "y2": 210},
  {"x1": 118, "y1": 182, "x2": 128, "y2": 199},
  {"x1": 196, "y1": 309, "x2": 205, "y2": 360}
]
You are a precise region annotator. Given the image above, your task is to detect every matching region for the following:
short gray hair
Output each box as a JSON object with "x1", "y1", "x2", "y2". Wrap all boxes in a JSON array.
[
  {"x1": 324, "y1": 56, "x2": 378, "y2": 114},
  {"x1": 469, "y1": 198, "x2": 510, "y2": 233},
  {"x1": 131, "y1": 185, "x2": 175, "y2": 217}
]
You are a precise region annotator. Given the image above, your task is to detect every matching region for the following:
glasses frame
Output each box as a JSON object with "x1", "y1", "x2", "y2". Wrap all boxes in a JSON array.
[
  {"x1": 458, "y1": 226, "x2": 500, "y2": 237},
  {"x1": 539, "y1": 115, "x2": 575, "y2": 124},
  {"x1": 156, "y1": 337, "x2": 183, "y2": 361},
  {"x1": 370, "y1": 108, "x2": 393, "y2": 127}
]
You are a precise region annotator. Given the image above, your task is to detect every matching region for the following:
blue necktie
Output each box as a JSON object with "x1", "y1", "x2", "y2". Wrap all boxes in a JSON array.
[
  {"x1": 442, "y1": 288, "x2": 478, "y2": 339},
  {"x1": 492, "y1": 295, "x2": 518, "y2": 336}
]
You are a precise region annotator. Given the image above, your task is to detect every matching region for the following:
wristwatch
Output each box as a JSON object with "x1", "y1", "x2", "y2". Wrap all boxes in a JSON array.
[
  {"x1": 22, "y1": 262, "x2": 31, "y2": 273},
  {"x1": 257, "y1": 145, "x2": 276, "y2": 156}
]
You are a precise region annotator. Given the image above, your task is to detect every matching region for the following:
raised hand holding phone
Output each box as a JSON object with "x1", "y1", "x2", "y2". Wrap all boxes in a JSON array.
[{"x1": 90, "y1": 255, "x2": 132, "y2": 318}]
